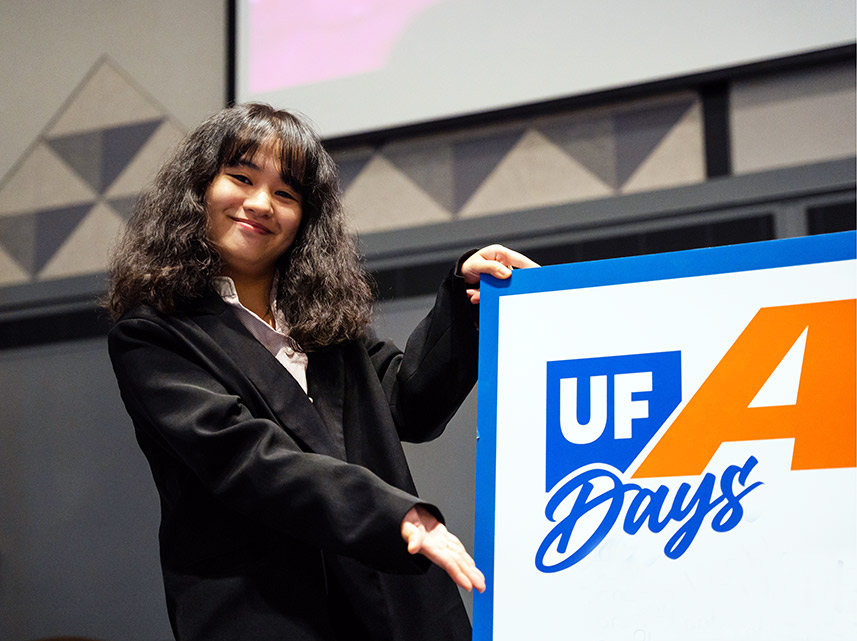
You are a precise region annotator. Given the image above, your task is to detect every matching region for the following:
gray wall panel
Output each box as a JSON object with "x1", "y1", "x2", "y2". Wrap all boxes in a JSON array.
[
  {"x1": 373, "y1": 294, "x2": 480, "y2": 618},
  {"x1": 0, "y1": 338, "x2": 170, "y2": 641}
]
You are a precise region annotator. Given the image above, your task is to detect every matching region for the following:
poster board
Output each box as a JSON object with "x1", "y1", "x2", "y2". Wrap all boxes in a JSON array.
[{"x1": 474, "y1": 231, "x2": 856, "y2": 640}]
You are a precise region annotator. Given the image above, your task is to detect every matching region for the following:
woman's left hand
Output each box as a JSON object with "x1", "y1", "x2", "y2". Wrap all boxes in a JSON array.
[
  {"x1": 401, "y1": 505, "x2": 486, "y2": 593},
  {"x1": 460, "y1": 244, "x2": 540, "y2": 304}
]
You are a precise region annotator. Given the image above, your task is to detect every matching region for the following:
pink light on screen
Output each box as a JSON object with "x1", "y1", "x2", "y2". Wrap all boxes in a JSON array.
[{"x1": 248, "y1": 0, "x2": 443, "y2": 93}]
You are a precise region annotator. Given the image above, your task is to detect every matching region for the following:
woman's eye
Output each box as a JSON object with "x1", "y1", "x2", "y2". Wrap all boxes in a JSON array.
[
  {"x1": 275, "y1": 190, "x2": 296, "y2": 201},
  {"x1": 229, "y1": 173, "x2": 251, "y2": 185}
]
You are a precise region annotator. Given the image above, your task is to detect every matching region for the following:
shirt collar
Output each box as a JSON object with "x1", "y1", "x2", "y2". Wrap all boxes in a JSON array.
[
  {"x1": 212, "y1": 275, "x2": 239, "y2": 300},
  {"x1": 212, "y1": 276, "x2": 288, "y2": 336}
]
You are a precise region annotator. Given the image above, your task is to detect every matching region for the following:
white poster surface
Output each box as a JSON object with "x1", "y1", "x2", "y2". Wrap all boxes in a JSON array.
[{"x1": 474, "y1": 232, "x2": 856, "y2": 640}]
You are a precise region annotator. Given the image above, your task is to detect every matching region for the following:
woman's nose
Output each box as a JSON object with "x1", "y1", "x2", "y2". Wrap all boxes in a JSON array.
[{"x1": 244, "y1": 188, "x2": 273, "y2": 215}]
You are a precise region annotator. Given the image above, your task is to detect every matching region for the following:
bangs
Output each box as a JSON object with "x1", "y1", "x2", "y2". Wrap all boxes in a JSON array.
[{"x1": 218, "y1": 114, "x2": 314, "y2": 193}]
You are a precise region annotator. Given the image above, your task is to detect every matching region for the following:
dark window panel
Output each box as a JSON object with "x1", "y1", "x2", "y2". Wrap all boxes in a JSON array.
[
  {"x1": 577, "y1": 233, "x2": 643, "y2": 262},
  {"x1": 643, "y1": 223, "x2": 709, "y2": 254},
  {"x1": 527, "y1": 244, "x2": 579, "y2": 267},
  {"x1": 709, "y1": 214, "x2": 774, "y2": 246},
  {"x1": 807, "y1": 201, "x2": 857, "y2": 234},
  {"x1": 371, "y1": 260, "x2": 451, "y2": 300}
]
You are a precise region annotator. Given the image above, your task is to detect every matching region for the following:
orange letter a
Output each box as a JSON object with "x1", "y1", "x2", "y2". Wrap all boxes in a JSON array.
[{"x1": 634, "y1": 300, "x2": 856, "y2": 478}]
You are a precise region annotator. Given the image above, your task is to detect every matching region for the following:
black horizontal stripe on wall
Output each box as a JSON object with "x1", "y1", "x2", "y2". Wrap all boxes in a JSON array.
[
  {"x1": 0, "y1": 213, "x2": 790, "y2": 350},
  {"x1": 0, "y1": 307, "x2": 112, "y2": 350},
  {"x1": 525, "y1": 214, "x2": 774, "y2": 270}
]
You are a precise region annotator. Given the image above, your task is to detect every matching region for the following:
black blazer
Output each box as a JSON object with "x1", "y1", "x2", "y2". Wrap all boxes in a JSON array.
[{"x1": 108, "y1": 270, "x2": 479, "y2": 641}]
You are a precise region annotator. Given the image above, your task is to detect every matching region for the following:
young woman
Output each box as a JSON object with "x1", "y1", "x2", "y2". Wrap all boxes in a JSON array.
[{"x1": 106, "y1": 103, "x2": 536, "y2": 641}]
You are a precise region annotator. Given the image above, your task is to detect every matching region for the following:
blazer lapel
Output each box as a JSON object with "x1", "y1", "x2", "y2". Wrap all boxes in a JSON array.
[
  {"x1": 189, "y1": 296, "x2": 344, "y2": 458},
  {"x1": 306, "y1": 347, "x2": 346, "y2": 460}
]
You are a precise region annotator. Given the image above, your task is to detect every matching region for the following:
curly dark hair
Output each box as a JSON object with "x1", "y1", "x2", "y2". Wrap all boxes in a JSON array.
[{"x1": 105, "y1": 103, "x2": 374, "y2": 349}]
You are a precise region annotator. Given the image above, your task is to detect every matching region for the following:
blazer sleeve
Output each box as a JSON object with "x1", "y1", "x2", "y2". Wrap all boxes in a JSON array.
[
  {"x1": 109, "y1": 314, "x2": 431, "y2": 574},
  {"x1": 365, "y1": 266, "x2": 480, "y2": 443}
]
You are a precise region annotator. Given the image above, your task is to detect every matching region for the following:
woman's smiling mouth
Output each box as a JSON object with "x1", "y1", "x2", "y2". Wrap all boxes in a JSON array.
[{"x1": 230, "y1": 217, "x2": 272, "y2": 234}]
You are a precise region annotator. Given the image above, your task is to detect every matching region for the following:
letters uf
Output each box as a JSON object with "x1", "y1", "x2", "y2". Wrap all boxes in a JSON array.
[{"x1": 545, "y1": 351, "x2": 681, "y2": 490}]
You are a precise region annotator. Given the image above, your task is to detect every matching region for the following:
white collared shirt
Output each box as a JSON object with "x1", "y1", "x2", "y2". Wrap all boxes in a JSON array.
[{"x1": 213, "y1": 277, "x2": 309, "y2": 395}]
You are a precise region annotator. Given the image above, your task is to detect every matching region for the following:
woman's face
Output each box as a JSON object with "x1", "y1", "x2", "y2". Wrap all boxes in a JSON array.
[{"x1": 205, "y1": 145, "x2": 303, "y2": 282}]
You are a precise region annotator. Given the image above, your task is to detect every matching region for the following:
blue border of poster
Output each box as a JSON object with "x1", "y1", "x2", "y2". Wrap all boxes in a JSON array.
[{"x1": 472, "y1": 230, "x2": 856, "y2": 640}]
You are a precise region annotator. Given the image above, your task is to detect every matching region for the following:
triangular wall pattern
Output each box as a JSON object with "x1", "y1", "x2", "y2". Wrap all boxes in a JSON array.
[
  {"x1": 539, "y1": 113, "x2": 619, "y2": 190},
  {"x1": 452, "y1": 128, "x2": 527, "y2": 212},
  {"x1": 34, "y1": 204, "x2": 94, "y2": 274},
  {"x1": 0, "y1": 214, "x2": 37, "y2": 275},
  {"x1": 615, "y1": 98, "x2": 695, "y2": 187},
  {"x1": 39, "y1": 203, "x2": 125, "y2": 279},
  {"x1": 106, "y1": 120, "x2": 185, "y2": 199},
  {"x1": 0, "y1": 245, "x2": 30, "y2": 287},
  {"x1": 335, "y1": 92, "x2": 704, "y2": 231},
  {"x1": 106, "y1": 195, "x2": 140, "y2": 222},
  {"x1": 47, "y1": 60, "x2": 164, "y2": 137},
  {"x1": 0, "y1": 145, "x2": 96, "y2": 217},
  {"x1": 0, "y1": 77, "x2": 707, "y2": 292},
  {"x1": 459, "y1": 129, "x2": 614, "y2": 218},
  {"x1": 620, "y1": 102, "x2": 705, "y2": 194},
  {"x1": 334, "y1": 148, "x2": 375, "y2": 193},
  {"x1": 0, "y1": 203, "x2": 93, "y2": 277},
  {"x1": 343, "y1": 155, "x2": 451, "y2": 233},
  {"x1": 383, "y1": 139, "x2": 456, "y2": 213},
  {"x1": 0, "y1": 58, "x2": 184, "y2": 288},
  {"x1": 47, "y1": 119, "x2": 162, "y2": 194}
]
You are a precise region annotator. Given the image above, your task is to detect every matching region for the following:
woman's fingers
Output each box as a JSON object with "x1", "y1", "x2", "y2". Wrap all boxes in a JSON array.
[
  {"x1": 401, "y1": 506, "x2": 486, "y2": 592},
  {"x1": 492, "y1": 245, "x2": 540, "y2": 270},
  {"x1": 460, "y1": 244, "x2": 540, "y2": 286},
  {"x1": 434, "y1": 544, "x2": 479, "y2": 592},
  {"x1": 422, "y1": 528, "x2": 485, "y2": 592}
]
